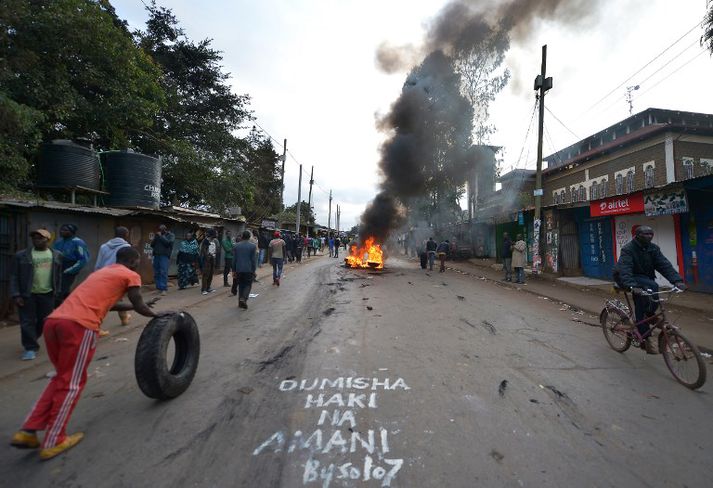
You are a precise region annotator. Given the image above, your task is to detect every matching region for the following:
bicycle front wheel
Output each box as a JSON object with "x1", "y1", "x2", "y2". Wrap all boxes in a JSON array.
[
  {"x1": 660, "y1": 330, "x2": 707, "y2": 390},
  {"x1": 600, "y1": 308, "x2": 632, "y2": 353}
]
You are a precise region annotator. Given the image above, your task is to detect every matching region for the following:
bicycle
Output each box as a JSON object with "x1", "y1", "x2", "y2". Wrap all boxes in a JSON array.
[{"x1": 600, "y1": 285, "x2": 707, "y2": 390}]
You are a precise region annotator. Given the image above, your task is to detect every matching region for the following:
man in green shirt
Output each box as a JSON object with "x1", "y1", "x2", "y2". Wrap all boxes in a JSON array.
[
  {"x1": 221, "y1": 230, "x2": 234, "y2": 287},
  {"x1": 10, "y1": 229, "x2": 63, "y2": 360}
]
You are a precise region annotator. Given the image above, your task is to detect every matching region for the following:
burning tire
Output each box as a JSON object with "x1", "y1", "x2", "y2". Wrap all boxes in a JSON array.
[{"x1": 134, "y1": 312, "x2": 200, "y2": 400}]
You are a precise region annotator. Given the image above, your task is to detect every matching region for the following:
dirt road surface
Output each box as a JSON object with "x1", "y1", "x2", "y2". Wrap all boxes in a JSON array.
[{"x1": 2, "y1": 255, "x2": 712, "y2": 487}]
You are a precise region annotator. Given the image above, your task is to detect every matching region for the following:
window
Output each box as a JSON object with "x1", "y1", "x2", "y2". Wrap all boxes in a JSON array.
[
  {"x1": 579, "y1": 185, "x2": 586, "y2": 201},
  {"x1": 615, "y1": 174, "x2": 623, "y2": 195},
  {"x1": 560, "y1": 190, "x2": 567, "y2": 204},
  {"x1": 554, "y1": 192, "x2": 560, "y2": 205},
  {"x1": 601, "y1": 179, "x2": 608, "y2": 197},
  {"x1": 683, "y1": 158, "x2": 694, "y2": 179},
  {"x1": 626, "y1": 170, "x2": 634, "y2": 193},
  {"x1": 644, "y1": 165, "x2": 655, "y2": 189},
  {"x1": 590, "y1": 183, "x2": 598, "y2": 201}
]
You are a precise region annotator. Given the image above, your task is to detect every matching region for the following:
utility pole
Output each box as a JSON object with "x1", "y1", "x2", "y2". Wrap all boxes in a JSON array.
[
  {"x1": 327, "y1": 190, "x2": 332, "y2": 235},
  {"x1": 532, "y1": 44, "x2": 553, "y2": 274},
  {"x1": 280, "y1": 139, "x2": 287, "y2": 209},
  {"x1": 336, "y1": 205, "x2": 341, "y2": 234},
  {"x1": 306, "y1": 166, "x2": 314, "y2": 237},
  {"x1": 296, "y1": 164, "x2": 302, "y2": 235}
]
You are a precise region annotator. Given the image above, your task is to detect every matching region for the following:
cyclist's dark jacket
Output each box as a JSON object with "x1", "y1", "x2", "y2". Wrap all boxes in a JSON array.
[{"x1": 615, "y1": 239, "x2": 681, "y2": 289}]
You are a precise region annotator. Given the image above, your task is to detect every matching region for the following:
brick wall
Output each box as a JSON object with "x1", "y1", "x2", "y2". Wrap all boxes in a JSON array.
[
  {"x1": 675, "y1": 140, "x2": 713, "y2": 180},
  {"x1": 542, "y1": 138, "x2": 666, "y2": 207}
]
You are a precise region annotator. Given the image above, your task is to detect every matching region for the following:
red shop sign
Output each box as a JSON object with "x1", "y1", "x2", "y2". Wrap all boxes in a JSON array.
[{"x1": 590, "y1": 193, "x2": 644, "y2": 217}]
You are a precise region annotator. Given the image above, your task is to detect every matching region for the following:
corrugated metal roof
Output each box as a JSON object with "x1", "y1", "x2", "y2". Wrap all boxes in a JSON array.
[
  {"x1": 0, "y1": 199, "x2": 247, "y2": 224},
  {"x1": 0, "y1": 199, "x2": 133, "y2": 216}
]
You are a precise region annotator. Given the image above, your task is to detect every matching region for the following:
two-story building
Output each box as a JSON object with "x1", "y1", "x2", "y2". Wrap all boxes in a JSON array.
[{"x1": 539, "y1": 108, "x2": 713, "y2": 292}]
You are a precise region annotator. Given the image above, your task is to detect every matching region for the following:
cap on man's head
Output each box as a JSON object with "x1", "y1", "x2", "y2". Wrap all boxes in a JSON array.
[
  {"x1": 635, "y1": 225, "x2": 654, "y2": 235},
  {"x1": 31, "y1": 229, "x2": 51, "y2": 240},
  {"x1": 61, "y1": 223, "x2": 78, "y2": 234}
]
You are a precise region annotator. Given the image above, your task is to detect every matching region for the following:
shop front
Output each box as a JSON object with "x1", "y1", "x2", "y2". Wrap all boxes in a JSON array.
[
  {"x1": 680, "y1": 176, "x2": 713, "y2": 293},
  {"x1": 592, "y1": 190, "x2": 685, "y2": 287}
]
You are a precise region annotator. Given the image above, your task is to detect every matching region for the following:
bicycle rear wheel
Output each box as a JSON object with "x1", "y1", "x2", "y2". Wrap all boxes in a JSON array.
[
  {"x1": 660, "y1": 330, "x2": 706, "y2": 390},
  {"x1": 600, "y1": 308, "x2": 632, "y2": 352}
]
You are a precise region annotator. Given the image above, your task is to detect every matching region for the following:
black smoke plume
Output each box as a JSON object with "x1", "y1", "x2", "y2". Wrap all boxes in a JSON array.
[{"x1": 361, "y1": 0, "x2": 606, "y2": 243}]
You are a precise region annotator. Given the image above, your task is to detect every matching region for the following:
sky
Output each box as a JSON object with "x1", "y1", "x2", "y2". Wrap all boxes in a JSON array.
[{"x1": 113, "y1": 0, "x2": 713, "y2": 230}]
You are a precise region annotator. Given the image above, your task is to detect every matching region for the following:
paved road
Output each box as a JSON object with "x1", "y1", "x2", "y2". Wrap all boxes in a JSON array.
[{"x1": 2, "y1": 255, "x2": 712, "y2": 487}]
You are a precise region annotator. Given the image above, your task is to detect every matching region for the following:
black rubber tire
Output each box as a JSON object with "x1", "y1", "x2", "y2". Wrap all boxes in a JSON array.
[
  {"x1": 660, "y1": 330, "x2": 707, "y2": 390},
  {"x1": 600, "y1": 308, "x2": 632, "y2": 353},
  {"x1": 134, "y1": 312, "x2": 200, "y2": 400}
]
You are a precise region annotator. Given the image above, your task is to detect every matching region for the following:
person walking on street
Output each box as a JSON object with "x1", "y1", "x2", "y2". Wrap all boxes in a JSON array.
[
  {"x1": 258, "y1": 231, "x2": 269, "y2": 268},
  {"x1": 328, "y1": 236, "x2": 334, "y2": 257},
  {"x1": 10, "y1": 247, "x2": 165, "y2": 460},
  {"x1": 295, "y1": 233, "x2": 304, "y2": 263},
  {"x1": 615, "y1": 225, "x2": 686, "y2": 353},
  {"x1": 10, "y1": 229, "x2": 63, "y2": 361},
  {"x1": 232, "y1": 231, "x2": 258, "y2": 309},
  {"x1": 312, "y1": 236, "x2": 320, "y2": 256},
  {"x1": 437, "y1": 239, "x2": 450, "y2": 273},
  {"x1": 334, "y1": 236, "x2": 341, "y2": 258},
  {"x1": 176, "y1": 232, "x2": 200, "y2": 290},
  {"x1": 502, "y1": 232, "x2": 513, "y2": 282},
  {"x1": 221, "y1": 231, "x2": 234, "y2": 287},
  {"x1": 426, "y1": 237, "x2": 437, "y2": 271},
  {"x1": 512, "y1": 234, "x2": 527, "y2": 284},
  {"x1": 269, "y1": 231, "x2": 286, "y2": 286},
  {"x1": 52, "y1": 224, "x2": 89, "y2": 303},
  {"x1": 200, "y1": 229, "x2": 219, "y2": 295},
  {"x1": 94, "y1": 226, "x2": 132, "y2": 326},
  {"x1": 150, "y1": 224, "x2": 174, "y2": 295}
]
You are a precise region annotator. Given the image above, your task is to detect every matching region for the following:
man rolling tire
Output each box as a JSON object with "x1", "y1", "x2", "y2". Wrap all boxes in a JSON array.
[{"x1": 10, "y1": 247, "x2": 167, "y2": 460}]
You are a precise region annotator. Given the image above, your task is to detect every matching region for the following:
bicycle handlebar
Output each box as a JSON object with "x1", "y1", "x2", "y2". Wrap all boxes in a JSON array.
[{"x1": 638, "y1": 286, "x2": 683, "y2": 297}]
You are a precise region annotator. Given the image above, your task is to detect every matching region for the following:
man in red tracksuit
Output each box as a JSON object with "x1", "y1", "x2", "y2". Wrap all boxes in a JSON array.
[{"x1": 10, "y1": 247, "x2": 166, "y2": 460}]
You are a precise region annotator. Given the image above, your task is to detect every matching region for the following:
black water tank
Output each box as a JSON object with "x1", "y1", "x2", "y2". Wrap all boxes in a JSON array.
[
  {"x1": 102, "y1": 150, "x2": 161, "y2": 209},
  {"x1": 37, "y1": 140, "x2": 100, "y2": 190}
]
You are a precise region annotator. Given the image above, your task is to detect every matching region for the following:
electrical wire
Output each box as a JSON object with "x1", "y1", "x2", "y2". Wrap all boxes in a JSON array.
[
  {"x1": 582, "y1": 21, "x2": 701, "y2": 114},
  {"x1": 513, "y1": 100, "x2": 539, "y2": 169},
  {"x1": 634, "y1": 49, "x2": 707, "y2": 100},
  {"x1": 544, "y1": 106, "x2": 579, "y2": 141}
]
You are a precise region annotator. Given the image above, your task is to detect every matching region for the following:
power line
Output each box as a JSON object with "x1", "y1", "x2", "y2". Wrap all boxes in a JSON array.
[
  {"x1": 582, "y1": 21, "x2": 701, "y2": 114},
  {"x1": 635, "y1": 38, "x2": 700, "y2": 87},
  {"x1": 544, "y1": 106, "x2": 579, "y2": 141},
  {"x1": 635, "y1": 49, "x2": 707, "y2": 100},
  {"x1": 513, "y1": 100, "x2": 539, "y2": 169}
]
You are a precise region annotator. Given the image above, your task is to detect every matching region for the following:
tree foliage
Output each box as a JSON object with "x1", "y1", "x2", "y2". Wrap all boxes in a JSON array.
[
  {"x1": 452, "y1": 27, "x2": 510, "y2": 144},
  {"x1": 704, "y1": 3, "x2": 713, "y2": 54},
  {"x1": 0, "y1": 0, "x2": 164, "y2": 189},
  {"x1": 243, "y1": 128, "x2": 283, "y2": 223},
  {"x1": 133, "y1": 2, "x2": 253, "y2": 212},
  {"x1": 276, "y1": 201, "x2": 316, "y2": 228}
]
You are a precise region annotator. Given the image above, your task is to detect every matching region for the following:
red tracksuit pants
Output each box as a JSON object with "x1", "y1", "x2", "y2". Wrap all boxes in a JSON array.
[{"x1": 22, "y1": 318, "x2": 97, "y2": 448}]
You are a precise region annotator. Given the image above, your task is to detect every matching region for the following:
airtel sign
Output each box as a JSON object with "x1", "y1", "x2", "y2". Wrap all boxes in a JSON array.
[{"x1": 590, "y1": 193, "x2": 644, "y2": 217}]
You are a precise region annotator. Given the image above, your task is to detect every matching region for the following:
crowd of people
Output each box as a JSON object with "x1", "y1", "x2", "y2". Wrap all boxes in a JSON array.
[{"x1": 9, "y1": 223, "x2": 346, "y2": 360}]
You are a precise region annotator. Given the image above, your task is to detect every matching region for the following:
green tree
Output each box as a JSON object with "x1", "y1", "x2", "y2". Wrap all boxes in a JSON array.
[
  {"x1": 244, "y1": 128, "x2": 283, "y2": 223},
  {"x1": 0, "y1": 0, "x2": 164, "y2": 152},
  {"x1": 134, "y1": 3, "x2": 253, "y2": 212},
  {"x1": 276, "y1": 201, "x2": 315, "y2": 228}
]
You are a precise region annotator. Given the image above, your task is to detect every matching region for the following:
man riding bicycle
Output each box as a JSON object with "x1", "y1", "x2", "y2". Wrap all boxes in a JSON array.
[{"x1": 614, "y1": 225, "x2": 686, "y2": 353}]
